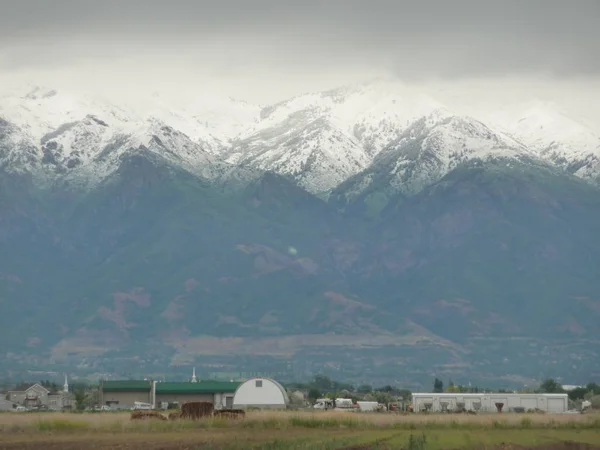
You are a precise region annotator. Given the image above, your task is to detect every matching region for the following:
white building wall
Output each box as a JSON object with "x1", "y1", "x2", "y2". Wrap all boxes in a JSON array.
[
  {"x1": 213, "y1": 392, "x2": 234, "y2": 409},
  {"x1": 412, "y1": 393, "x2": 568, "y2": 413},
  {"x1": 233, "y1": 378, "x2": 289, "y2": 409}
]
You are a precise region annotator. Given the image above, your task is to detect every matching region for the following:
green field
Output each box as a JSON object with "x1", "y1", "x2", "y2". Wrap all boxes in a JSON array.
[{"x1": 0, "y1": 410, "x2": 599, "y2": 449}]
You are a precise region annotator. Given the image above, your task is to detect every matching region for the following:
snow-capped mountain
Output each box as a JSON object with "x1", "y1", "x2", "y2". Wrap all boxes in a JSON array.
[
  {"x1": 0, "y1": 118, "x2": 42, "y2": 174},
  {"x1": 1, "y1": 80, "x2": 599, "y2": 195},
  {"x1": 482, "y1": 101, "x2": 600, "y2": 181},
  {"x1": 331, "y1": 112, "x2": 539, "y2": 205},
  {"x1": 225, "y1": 81, "x2": 445, "y2": 192},
  {"x1": 0, "y1": 85, "x2": 260, "y2": 187},
  {"x1": 0, "y1": 85, "x2": 260, "y2": 151}
]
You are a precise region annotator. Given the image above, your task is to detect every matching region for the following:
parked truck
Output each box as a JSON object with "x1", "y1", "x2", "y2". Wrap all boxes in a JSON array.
[{"x1": 313, "y1": 398, "x2": 334, "y2": 410}]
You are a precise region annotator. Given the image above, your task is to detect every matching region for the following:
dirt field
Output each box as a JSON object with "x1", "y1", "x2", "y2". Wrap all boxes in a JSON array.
[{"x1": 0, "y1": 410, "x2": 598, "y2": 449}]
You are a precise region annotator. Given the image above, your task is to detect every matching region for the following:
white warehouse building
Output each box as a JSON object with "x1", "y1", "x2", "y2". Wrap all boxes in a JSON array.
[
  {"x1": 411, "y1": 393, "x2": 568, "y2": 413},
  {"x1": 233, "y1": 377, "x2": 289, "y2": 409}
]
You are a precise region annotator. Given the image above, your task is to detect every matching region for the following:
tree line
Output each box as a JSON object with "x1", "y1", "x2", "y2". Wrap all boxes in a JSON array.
[
  {"x1": 432, "y1": 377, "x2": 600, "y2": 401},
  {"x1": 285, "y1": 375, "x2": 412, "y2": 404},
  {"x1": 287, "y1": 375, "x2": 600, "y2": 406}
]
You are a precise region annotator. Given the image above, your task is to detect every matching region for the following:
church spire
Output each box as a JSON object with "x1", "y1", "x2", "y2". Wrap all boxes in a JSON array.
[
  {"x1": 191, "y1": 367, "x2": 197, "y2": 383},
  {"x1": 63, "y1": 374, "x2": 69, "y2": 393}
]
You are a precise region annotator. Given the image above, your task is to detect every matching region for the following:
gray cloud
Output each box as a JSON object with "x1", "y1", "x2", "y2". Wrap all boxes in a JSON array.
[{"x1": 1, "y1": 0, "x2": 599, "y2": 79}]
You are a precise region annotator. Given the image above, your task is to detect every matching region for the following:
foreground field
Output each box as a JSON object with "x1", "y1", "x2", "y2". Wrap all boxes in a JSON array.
[{"x1": 0, "y1": 410, "x2": 599, "y2": 449}]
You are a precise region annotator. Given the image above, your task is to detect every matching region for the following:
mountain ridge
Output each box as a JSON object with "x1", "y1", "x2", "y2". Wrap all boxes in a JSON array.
[{"x1": 2, "y1": 80, "x2": 599, "y2": 196}]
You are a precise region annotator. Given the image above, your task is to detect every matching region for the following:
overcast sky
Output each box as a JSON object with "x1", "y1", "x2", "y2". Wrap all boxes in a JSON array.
[{"x1": 0, "y1": 0, "x2": 599, "y2": 118}]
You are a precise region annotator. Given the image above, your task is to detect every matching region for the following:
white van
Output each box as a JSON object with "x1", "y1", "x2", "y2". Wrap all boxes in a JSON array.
[{"x1": 133, "y1": 402, "x2": 152, "y2": 410}]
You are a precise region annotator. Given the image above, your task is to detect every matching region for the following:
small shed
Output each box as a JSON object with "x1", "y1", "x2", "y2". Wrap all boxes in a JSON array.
[{"x1": 233, "y1": 377, "x2": 289, "y2": 409}]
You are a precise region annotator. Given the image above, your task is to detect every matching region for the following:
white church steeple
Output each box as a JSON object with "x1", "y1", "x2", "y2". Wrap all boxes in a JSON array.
[
  {"x1": 191, "y1": 367, "x2": 197, "y2": 383},
  {"x1": 63, "y1": 374, "x2": 69, "y2": 393}
]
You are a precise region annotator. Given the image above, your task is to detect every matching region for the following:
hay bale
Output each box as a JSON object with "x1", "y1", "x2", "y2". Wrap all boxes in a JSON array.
[
  {"x1": 168, "y1": 411, "x2": 182, "y2": 421},
  {"x1": 213, "y1": 409, "x2": 246, "y2": 419},
  {"x1": 181, "y1": 402, "x2": 214, "y2": 420},
  {"x1": 130, "y1": 410, "x2": 167, "y2": 421}
]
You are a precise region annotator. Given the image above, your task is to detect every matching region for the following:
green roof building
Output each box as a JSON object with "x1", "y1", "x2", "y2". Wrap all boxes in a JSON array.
[
  {"x1": 99, "y1": 378, "x2": 242, "y2": 410},
  {"x1": 155, "y1": 381, "x2": 239, "y2": 395}
]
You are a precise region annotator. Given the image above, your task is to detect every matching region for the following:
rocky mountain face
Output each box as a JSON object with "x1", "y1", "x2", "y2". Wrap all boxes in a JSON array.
[{"x1": 1, "y1": 81, "x2": 600, "y2": 386}]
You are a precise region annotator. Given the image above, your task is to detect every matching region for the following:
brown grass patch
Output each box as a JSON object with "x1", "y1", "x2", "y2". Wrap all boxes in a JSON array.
[
  {"x1": 0, "y1": 411, "x2": 599, "y2": 450},
  {"x1": 130, "y1": 410, "x2": 167, "y2": 421},
  {"x1": 213, "y1": 409, "x2": 246, "y2": 419},
  {"x1": 0, "y1": 410, "x2": 598, "y2": 434}
]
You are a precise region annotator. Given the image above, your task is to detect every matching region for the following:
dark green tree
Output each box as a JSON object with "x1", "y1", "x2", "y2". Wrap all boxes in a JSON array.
[
  {"x1": 312, "y1": 375, "x2": 333, "y2": 391},
  {"x1": 307, "y1": 388, "x2": 321, "y2": 402},
  {"x1": 538, "y1": 379, "x2": 564, "y2": 393},
  {"x1": 568, "y1": 387, "x2": 588, "y2": 401},
  {"x1": 433, "y1": 378, "x2": 444, "y2": 393},
  {"x1": 73, "y1": 388, "x2": 86, "y2": 411},
  {"x1": 586, "y1": 382, "x2": 600, "y2": 395},
  {"x1": 376, "y1": 385, "x2": 394, "y2": 393}
]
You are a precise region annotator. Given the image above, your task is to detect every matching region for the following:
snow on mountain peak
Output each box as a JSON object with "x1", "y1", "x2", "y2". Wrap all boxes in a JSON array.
[
  {"x1": 332, "y1": 112, "x2": 538, "y2": 203},
  {"x1": 228, "y1": 80, "x2": 449, "y2": 192},
  {"x1": 1, "y1": 79, "x2": 599, "y2": 193},
  {"x1": 0, "y1": 84, "x2": 264, "y2": 185},
  {"x1": 482, "y1": 99, "x2": 600, "y2": 179}
]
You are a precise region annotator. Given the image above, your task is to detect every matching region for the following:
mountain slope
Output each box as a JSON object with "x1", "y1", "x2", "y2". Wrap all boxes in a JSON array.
[
  {"x1": 0, "y1": 118, "x2": 42, "y2": 175},
  {"x1": 2, "y1": 81, "x2": 600, "y2": 385},
  {"x1": 354, "y1": 160, "x2": 600, "y2": 321},
  {"x1": 330, "y1": 112, "x2": 539, "y2": 216},
  {"x1": 2, "y1": 149, "x2": 600, "y2": 385},
  {"x1": 346, "y1": 160, "x2": 600, "y2": 377}
]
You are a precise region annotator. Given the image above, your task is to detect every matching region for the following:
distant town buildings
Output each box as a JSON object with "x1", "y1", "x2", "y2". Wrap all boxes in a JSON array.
[
  {"x1": 99, "y1": 379, "x2": 241, "y2": 410},
  {"x1": 6, "y1": 377, "x2": 74, "y2": 410},
  {"x1": 98, "y1": 373, "x2": 292, "y2": 410}
]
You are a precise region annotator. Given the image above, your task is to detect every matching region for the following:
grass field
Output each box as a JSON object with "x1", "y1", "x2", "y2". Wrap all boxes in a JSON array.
[{"x1": 0, "y1": 410, "x2": 599, "y2": 449}]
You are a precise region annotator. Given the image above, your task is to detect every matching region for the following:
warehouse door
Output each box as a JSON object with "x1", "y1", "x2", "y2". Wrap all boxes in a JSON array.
[{"x1": 547, "y1": 398, "x2": 564, "y2": 413}]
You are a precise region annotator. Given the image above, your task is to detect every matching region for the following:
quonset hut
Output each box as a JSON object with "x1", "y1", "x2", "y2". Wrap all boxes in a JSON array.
[
  {"x1": 233, "y1": 377, "x2": 289, "y2": 409},
  {"x1": 411, "y1": 393, "x2": 568, "y2": 413}
]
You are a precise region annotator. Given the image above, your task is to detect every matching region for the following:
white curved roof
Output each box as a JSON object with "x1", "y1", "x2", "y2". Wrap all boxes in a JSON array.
[
  {"x1": 267, "y1": 378, "x2": 290, "y2": 404},
  {"x1": 233, "y1": 377, "x2": 289, "y2": 406}
]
